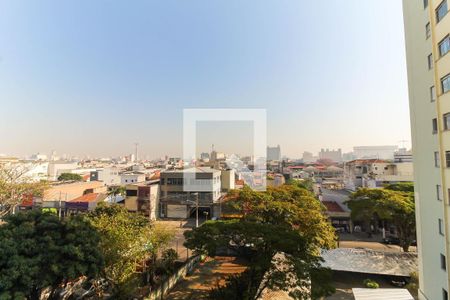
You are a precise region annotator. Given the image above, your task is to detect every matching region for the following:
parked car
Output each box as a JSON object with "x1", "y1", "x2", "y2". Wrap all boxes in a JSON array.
[{"x1": 382, "y1": 236, "x2": 400, "y2": 245}]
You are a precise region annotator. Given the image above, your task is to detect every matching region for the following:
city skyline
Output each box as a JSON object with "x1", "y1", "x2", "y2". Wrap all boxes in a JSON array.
[{"x1": 1, "y1": 0, "x2": 410, "y2": 158}]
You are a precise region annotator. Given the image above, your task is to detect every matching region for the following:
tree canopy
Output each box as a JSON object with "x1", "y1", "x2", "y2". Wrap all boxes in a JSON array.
[
  {"x1": 383, "y1": 182, "x2": 414, "y2": 193},
  {"x1": 347, "y1": 187, "x2": 416, "y2": 251},
  {"x1": 185, "y1": 184, "x2": 336, "y2": 299},
  {"x1": 0, "y1": 210, "x2": 103, "y2": 300},
  {"x1": 86, "y1": 204, "x2": 173, "y2": 296},
  {"x1": 57, "y1": 173, "x2": 83, "y2": 181},
  {"x1": 185, "y1": 220, "x2": 334, "y2": 299},
  {"x1": 225, "y1": 185, "x2": 336, "y2": 251}
]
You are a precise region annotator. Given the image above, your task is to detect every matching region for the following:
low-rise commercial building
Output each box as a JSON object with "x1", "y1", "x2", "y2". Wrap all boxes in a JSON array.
[
  {"x1": 159, "y1": 167, "x2": 221, "y2": 219},
  {"x1": 66, "y1": 193, "x2": 107, "y2": 214},
  {"x1": 124, "y1": 180, "x2": 160, "y2": 220},
  {"x1": 120, "y1": 172, "x2": 146, "y2": 185}
]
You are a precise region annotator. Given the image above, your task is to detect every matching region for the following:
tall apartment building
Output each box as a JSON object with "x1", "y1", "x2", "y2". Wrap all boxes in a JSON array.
[
  {"x1": 318, "y1": 148, "x2": 342, "y2": 162},
  {"x1": 403, "y1": 1, "x2": 450, "y2": 299},
  {"x1": 267, "y1": 145, "x2": 281, "y2": 161}
]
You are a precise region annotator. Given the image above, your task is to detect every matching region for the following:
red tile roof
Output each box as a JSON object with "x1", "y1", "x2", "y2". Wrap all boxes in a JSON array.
[
  {"x1": 322, "y1": 201, "x2": 345, "y2": 213},
  {"x1": 70, "y1": 193, "x2": 105, "y2": 203},
  {"x1": 235, "y1": 179, "x2": 245, "y2": 186}
]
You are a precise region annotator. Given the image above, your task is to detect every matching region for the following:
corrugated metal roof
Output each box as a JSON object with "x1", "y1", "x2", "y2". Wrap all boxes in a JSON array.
[
  {"x1": 321, "y1": 248, "x2": 417, "y2": 276},
  {"x1": 352, "y1": 288, "x2": 413, "y2": 300}
]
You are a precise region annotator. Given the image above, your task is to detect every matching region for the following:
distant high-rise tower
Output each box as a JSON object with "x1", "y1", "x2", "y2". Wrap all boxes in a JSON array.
[
  {"x1": 134, "y1": 143, "x2": 139, "y2": 162},
  {"x1": 266, "y1": 145, "x2": 281, "y2": 161}
]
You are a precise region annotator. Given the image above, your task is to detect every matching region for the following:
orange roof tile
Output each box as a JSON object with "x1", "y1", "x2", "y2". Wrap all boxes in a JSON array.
[
  {"x1": 70, "y1": 193, "x2": 105, "y2": 203},
  {"x1": 322, "y1": 201, "x2": 345, "y2": 213}
]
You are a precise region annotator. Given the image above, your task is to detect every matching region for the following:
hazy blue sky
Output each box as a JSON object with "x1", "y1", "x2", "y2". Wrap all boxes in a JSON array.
[{"x1": 0, "y1": 0, "x2": 410, "y2": 159}]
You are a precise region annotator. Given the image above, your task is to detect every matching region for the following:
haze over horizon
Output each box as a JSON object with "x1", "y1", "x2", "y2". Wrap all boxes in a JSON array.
[{"x1": 0, "y1": 0, "x2": 411, "y2": 158}]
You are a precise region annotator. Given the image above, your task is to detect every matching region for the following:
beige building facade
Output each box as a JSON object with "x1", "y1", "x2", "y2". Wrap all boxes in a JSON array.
[{"x1": 403, "y1": 0, "x2": 450, "y2": 298}]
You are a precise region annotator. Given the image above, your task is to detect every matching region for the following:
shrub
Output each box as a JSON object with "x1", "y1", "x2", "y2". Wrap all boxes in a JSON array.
[{"x1": 363, "y1": 279, "x2": 379, "y2": 289}]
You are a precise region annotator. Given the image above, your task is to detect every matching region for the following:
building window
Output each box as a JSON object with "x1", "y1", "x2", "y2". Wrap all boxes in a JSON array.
[
  {"x1": 431, "y1": 85, "x2": 436, "y2": 101},
  {"x1": 446, "y1": 151, "x2": 450, "y2": 167},
  {"x1": 433, "y1": 118, "x2": 439, "y2": 133},
  {"x1": 438, "y1": 185, "x2": 443, "y2": 200},
  {"x1": 442, "y1": 74, "x2": 450, "y2": 93},
  {"x1": 444, "y1": 288, "x2": 448, "y2": 300},
  {"x1": 440, "y1": 36, "x2": 450, "y2": 57},
  {"x1": 436, "y1": 151, "x2": 441, "y2": 167},
  {"x1": 426, "y1": 22, "x2": 431, "y2": 39},
  {"x1": 439, "y1": 218, "x2": 445, "y2": 235},
  {"x1": 441, "y1": 254, "x2": 447, "y2": 270},
  {"x1": 167, "y1": 178, "x2": 183, "y2": 185},
  {"x1": 444, "y1": 113, "x2": 450, "y2": 130},
  {"x1": 428, "y1": 53, "x2": 434, "y2": 69},
  {"x1": 425, "y1": 0, "x2": 429, "y2": 8},
  {"x1": 437, "y1": 0, "x2": 448, "y2": 23}
]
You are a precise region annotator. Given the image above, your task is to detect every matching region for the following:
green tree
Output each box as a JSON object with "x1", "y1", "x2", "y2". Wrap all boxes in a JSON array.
[
  {"x1": 383, "y1": 182, "x2": 414, "y2": 193},
  {"x1": 184, "y1": 220, "x2": 334, "y2": 299},
  {"x1": 57, "y1": 173, "x2": 83, "y2": 181},
  {"x1": 86, "y1": 204, "x2": 173, "y2": 297},
  {"x1": 108, "y1": 186, "x2": 126, "y2": 197},
  {"x1": 287, "y1": 178, "x2": 315, "y2": 193},
  {"x1": 160, "y1": 249, "x2": 179, "y2": 274},
  {"x1": 347, "y1": 188, "x2": 416, "y2": 252},
  {"x1": 0, "y1": 210, "x2": 103, "y2": 300},
  {"x1": 226, "y1": 185, "x2": 336, "y2": 251},
  {"x1": 185, "y1": 184, "x2": 336, "y2": 299}
]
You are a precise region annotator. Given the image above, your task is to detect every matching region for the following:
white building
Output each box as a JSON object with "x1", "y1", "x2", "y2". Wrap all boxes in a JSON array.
[
  {"x1": 353, "y1": 146, "x2": 398, "y2": 160},
  {"x1": 344, "y1": 159, "x2": 413, "y2": 191},
  {"x1": 47, "y1": 161, "x2": 79, "y2": 181},
  {"x1": 97, "y1": 167, "x2": 122, "y2": 186},
  {"x1": 394, "y1": 148, "x2": 413, "y2": 163},
  {"x1": 120, "y1": 173, "x2": 146, "y2": 185}
]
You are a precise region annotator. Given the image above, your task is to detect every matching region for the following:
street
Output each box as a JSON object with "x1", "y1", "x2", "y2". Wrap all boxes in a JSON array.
[{"x1": 154, "y1": 218, "x2": 206, "y2": 261}]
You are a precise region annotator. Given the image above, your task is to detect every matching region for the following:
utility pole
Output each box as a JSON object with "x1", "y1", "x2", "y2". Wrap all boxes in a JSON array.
[
  {"x1": 58, "y1": 191, "x2": 62, "y2": 219},
  {"x1": 195, "y1": 193, "x2": 199, "y2": 228}
]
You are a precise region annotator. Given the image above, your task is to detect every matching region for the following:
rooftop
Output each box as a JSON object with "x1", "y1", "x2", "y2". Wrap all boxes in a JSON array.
[
  {"x1": 69, "y1": 193, "x2": 107, "y2": 203},
  {"x1": 347, "y1": 159, "x2": 389, "y2": 164},
  {"x1": 352, "y1": 288, "x2": 413, "y2": 300},
  {"x1": 321, "y1": 248, "x2": 417, "y2": 277},
  {"x1": 322, "y1": 201, "x2": 345, "y2": 213},
  {"x1": 161, "y1": 167, "x2": 221, "y2": 174}
]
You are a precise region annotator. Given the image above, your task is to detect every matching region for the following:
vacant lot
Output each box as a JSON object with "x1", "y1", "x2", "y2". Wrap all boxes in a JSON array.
[{"x1": 165, "y1": 256, "x2": 248, "y2": 300}]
